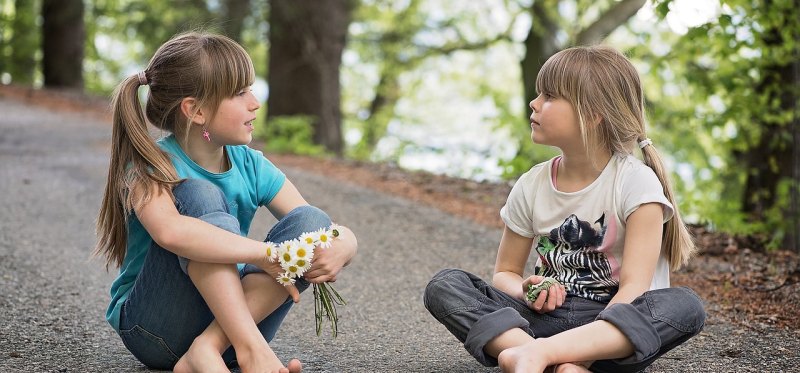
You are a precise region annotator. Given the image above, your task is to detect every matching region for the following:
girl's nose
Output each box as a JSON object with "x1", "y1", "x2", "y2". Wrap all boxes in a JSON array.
[
  {"x1": 249, "y1": 92, "x2": 261, "y2": 111},
  {"x1": 529, "y1": 98, "x2": 538, "y2": 113}
]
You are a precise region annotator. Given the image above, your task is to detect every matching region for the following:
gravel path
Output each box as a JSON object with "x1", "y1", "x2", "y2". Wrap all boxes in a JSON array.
[{"x1": 0, "y1": 98, "x2": 798, "y2": 372}]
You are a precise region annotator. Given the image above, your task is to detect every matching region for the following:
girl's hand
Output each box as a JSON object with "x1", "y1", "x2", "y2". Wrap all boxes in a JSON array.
[
  {"x1": 304, "y1": 225, "x2": 357, "y2": 284},
  {"x1": 522, "y1": 275, "x2": 565, "y2": 313},
  {"x1": 303, "y1": 243, "x2": 350, "y2": 284}
]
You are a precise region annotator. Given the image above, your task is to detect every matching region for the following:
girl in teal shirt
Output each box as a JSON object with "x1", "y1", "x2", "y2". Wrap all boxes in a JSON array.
[{"x1": 95, "y1": 32, "x2": 358, "y2": 373}]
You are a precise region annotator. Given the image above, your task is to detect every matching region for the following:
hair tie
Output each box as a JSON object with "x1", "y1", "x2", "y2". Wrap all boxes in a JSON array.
[
  {"x1": 638, "y1": 138, "x2": 653, "y2": 149},
  {"x1": 137, "y1": 71, "x2": 148, "y2": 85}
]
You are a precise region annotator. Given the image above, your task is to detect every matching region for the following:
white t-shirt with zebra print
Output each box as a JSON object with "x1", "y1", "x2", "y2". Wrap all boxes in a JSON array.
[{"x1": 500, "y1": 153, "x2": 674, "y2": 303}]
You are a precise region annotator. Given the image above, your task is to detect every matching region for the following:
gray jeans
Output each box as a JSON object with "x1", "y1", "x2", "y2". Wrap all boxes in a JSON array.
[{"x1": 423, "y1": 269, "x2": 705, "y2": 372}]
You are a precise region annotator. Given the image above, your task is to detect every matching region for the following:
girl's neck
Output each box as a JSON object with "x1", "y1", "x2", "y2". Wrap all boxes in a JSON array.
[
  {"x1": 555, "y1": 147, "x2": 612, "y2": 192},
  {"x1": 179, "y1": 130, "x2": 228, "y2": 173}
]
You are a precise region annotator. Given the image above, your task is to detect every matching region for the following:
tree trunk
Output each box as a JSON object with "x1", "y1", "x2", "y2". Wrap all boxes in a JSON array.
[
  {"x1": 267, "y1": 0, "x2": 353, "y2": 155},
  {"x1": 741, "y1": 18, "x2": 799, "y2": 251},
  {"x1": 41, "y1": 0, "x2": 84, "y2": 89},
  {"x1": 520, "y1": 0, "x2": 560, "y2": 108},
  {"x1": 223, "y1": 0, "x2": 251, "y2": 43}
]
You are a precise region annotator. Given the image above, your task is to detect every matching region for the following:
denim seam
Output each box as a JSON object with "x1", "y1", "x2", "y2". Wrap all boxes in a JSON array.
[{"x1": 119, "y1": 325, "x2": 180, "y2": 365}]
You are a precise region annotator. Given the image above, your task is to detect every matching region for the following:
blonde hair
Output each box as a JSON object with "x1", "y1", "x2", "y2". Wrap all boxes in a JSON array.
[
  {"x1": 95, "y1": 32, "x2": 255, "y2": 268},
  {"x1": 536, "y1": 45, "x2": 695, "y2": 271}
]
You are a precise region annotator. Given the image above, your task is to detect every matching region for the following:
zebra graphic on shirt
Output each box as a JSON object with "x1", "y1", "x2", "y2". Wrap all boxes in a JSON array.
[{"x1": 535, "y1": 213, "x2": 618, "y2": 302}]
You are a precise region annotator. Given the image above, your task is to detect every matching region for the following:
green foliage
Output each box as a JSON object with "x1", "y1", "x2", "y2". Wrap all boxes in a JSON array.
[
  {"x1": 0, "y1": 0, "x2": 40, "y2": 85},
  {"x1": 647, "y1": 0, "x2": 799, "y2": 247},
  {"x1": 258, "y1": 115, "x2": 327, "y2": 156}
]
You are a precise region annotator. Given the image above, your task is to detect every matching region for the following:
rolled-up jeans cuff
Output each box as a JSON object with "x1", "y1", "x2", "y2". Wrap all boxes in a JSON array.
[
  {"x1": 596, "y1": 303, "x2": 660, "y2": 363},
  {"x1": 178, "y1": 211, "x2": 241, "y2": 275},
  {"x1": 464, "y1": 307, "x2": 530, "y2": 367}
]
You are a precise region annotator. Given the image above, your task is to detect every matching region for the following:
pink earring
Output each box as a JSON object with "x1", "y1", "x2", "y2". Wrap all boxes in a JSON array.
[{"x1": 202, "y1": 128, "x2": 211, "y2": 142}]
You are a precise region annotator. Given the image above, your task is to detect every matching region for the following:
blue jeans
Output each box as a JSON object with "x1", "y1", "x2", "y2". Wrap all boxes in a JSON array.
[
  {"x1": 118, "y1": 179, "x2": 331, "y2": 369},
  {"x1": 424, "y1": 269, "x2": 706, "y2": 372}
]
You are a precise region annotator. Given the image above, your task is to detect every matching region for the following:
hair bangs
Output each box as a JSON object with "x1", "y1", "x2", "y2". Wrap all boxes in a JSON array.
[
  {"x1": 203, "y1": 36, "x2": 255, "y2": 100},
  {"x1": 535, "y1": 49, "x2": 584, "y2": 102}
]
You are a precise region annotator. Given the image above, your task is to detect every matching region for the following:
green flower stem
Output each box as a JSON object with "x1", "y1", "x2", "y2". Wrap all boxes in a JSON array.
[{"x1": 314, "y1": 282, "x2": 346, "y2": 338}]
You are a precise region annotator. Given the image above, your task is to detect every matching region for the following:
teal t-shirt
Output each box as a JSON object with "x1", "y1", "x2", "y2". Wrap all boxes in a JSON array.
[{"x1": 106, "y1": 134, "x2": 286, "y2": 332}]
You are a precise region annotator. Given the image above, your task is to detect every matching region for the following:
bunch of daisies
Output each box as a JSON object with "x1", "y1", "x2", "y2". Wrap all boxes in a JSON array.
[{"x1": 265, "y1": 224, "x2": 346, "y2": 337}]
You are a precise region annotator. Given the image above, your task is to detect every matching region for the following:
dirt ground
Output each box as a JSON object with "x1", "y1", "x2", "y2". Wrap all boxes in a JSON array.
[{"x1": 3, "y1": 83, "x2": 798, "y2": 332}]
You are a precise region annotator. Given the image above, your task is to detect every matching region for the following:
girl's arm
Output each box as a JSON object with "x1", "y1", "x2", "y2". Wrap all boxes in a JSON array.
[
  {"x1": 266, "y1": 178, "x2": 359, "y2": 283},
  {"x1": 265, "y1": 179, "x2": 310, "y2": 218},
  {"x1": 493, "y1": 226, "x2": 566, "y2": 312},
  {"x1": 607, "y1": 202, "x2": 665, "y2": 307},
  {"x1": 135, "y1": 184, "x2": 268, "y2": 265},
  {"x1": 492, "y1": 226, "x2": 534, "y2": 299}
]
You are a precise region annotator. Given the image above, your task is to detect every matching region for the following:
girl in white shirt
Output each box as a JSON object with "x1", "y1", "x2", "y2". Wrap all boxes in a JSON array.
[{"x1": 424, "y1": 45, "x2": 704, "y2": 373}]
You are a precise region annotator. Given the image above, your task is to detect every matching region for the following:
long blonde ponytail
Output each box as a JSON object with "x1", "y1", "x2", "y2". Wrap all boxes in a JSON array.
[
  {"x1": 94, "y1": 74, "x2": 179, "y2": 269},
  {"x1": 639, "y1": 143, "x2": 696, "y2": 270}
]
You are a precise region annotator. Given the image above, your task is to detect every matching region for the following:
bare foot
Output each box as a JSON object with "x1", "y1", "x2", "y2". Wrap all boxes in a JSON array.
[
  {"x1": 498, "y1": 339, "x2": 550, "y2": 373},
  {"x1": 174, "y1": 339, "x2": 229, "y2": 373},
  {"x1": 236, "y1": 342, "x2": 300, "y2": 373}
]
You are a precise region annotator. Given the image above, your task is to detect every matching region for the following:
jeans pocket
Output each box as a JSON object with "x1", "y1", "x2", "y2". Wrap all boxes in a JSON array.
[
  {"x1": 119, "y1": 325, "x2": 179, "y2": 370},
  {"x1": 646, "y1": 287, "x2": 705, "y2": 334}
]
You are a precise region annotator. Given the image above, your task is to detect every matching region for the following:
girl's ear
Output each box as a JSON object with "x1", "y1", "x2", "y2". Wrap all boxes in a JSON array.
[{"x1": 180, "y1": 97, "x2": 206, "y2": 125}]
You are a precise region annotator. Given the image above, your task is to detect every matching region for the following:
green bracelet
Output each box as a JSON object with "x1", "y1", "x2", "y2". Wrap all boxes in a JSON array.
[{"x1": 525, "y1": 277, "x2": 559, "y2": 302}]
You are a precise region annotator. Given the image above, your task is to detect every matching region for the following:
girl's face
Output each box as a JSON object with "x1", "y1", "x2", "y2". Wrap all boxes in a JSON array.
[
  {"x1": 528, "y1": 93, "x2": 580, "y2": 150},
  {"x1": 206, "y1": 87, "x2": 261, "y2": 145}
]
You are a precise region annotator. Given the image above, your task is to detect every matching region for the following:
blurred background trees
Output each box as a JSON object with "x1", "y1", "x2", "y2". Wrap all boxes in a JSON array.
[{"x1": 0, "y1": 0, "x2": 797, "y2": 250}]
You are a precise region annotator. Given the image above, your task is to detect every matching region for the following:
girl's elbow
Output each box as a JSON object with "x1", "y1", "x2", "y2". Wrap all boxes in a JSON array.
[{"x1": 149, "y1": 226, "x2": 179, "y2": 250}]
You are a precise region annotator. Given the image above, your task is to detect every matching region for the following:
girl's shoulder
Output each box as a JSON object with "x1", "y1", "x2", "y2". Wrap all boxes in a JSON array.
[
  {"x1": 517, "y1": 157, "x2": 558, "y2": 183},
  {"x1": 612, "y1": 153, "x2": 660, "y2": 184}
]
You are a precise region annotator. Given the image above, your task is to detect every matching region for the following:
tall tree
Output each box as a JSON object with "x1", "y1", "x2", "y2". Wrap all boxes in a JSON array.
[
  {"x1": 649, "y1": 0, "x2": 800, "y2": 250},
  {"x1": 521, "y1": 0, "x2": 647, "y2": 105},
  {"x1": 222, "y1": 0, "x2": 251, "y2": 43},
  {"x1": 267, "y1": 0, "x2": 355, "y2": 155},
  {"x1": 41, "y1": 0, "x2": 84, "y2": 89}
]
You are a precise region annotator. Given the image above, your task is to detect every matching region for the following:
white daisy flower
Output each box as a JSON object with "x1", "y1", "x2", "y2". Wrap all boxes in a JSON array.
[
  {"x1": 277, "y1": 273, "x2": 295, "y2": 285},
  {"x1": 282, "y1": 263, "x2": 304, "y2": 277},
  {"x1": 265, "y1": 242, "x2": 278, "y2": 262},
  {"x1": 295, "y1": 257, "x2": 312, "y2": 272},
  {"x1": 278, "y1": 240, "x2": 298, "y2": 265},
  {"x1": 299, "y1": 232, "x2": 317, "y2": 246},
  {"x1": 293, "y1": 241, "x2": 315, "y2": 262},
  {"x1": 315, "y1": 228, "x2": 333, "y2": 249}
]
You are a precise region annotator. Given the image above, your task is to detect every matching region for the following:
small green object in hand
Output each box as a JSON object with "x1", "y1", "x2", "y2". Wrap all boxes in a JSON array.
[{"x1": 526, "y1": 277, "x2": 559, "y2": 302}]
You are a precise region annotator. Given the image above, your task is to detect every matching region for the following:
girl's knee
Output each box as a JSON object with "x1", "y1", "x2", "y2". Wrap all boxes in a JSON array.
[
  {"x1": 673, "y1": 287, "x2": 706, "y2": 334},
  {"x1": 172, "y1": 179, "x2": 228, "y2": 217},
  {"x1": 424, "y1": 269, "x2": 473, "y2": 313},
  {"x1": 643, "y1": 286, "x2": 706, "y2": 336},
  {"x1": 284, "y1": 205, "x2": 332, "y2": 232}
]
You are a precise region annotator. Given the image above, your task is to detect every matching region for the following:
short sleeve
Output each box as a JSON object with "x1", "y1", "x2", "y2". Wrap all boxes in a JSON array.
[
  {"x1": 252, "y1": 150, "x2": 286, "y2": 206},
  {"x1": 500, "y1": 170, "x2": 536, "y2": 238},
  {"x1": 619, "y1": 163, "x2": 674, "y2": 223}
]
